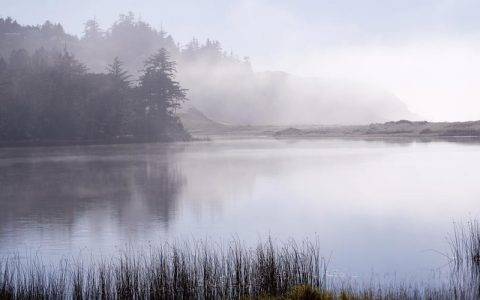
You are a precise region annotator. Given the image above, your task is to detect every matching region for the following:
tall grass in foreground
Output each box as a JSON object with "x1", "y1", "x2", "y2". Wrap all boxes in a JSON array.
[
  {"x1": 2, "y1": 227, "x2": 480, "y2": 299},
  {"x1": 449, "y1": 220, "x2": 480, "y2": 299},
  {"x1": 1, "y1": 239, "x2": 326, "y2": 299}
]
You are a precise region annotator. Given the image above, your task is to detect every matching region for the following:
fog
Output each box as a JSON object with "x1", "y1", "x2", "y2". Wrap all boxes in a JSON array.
[
  {"x1": 4, "y1": 2, "x2": 480, "y2": 295},
  {"x1": 225, "y1": 0, "x2": 480, "y2": 122},
  {"x1": 3, "y1": 0, "x2": 480, "y2": 123},
  {"x1": 179, "y1": 65, "x2": 415, "y2": 125},
  {"x1": 278, "y1": 40, "x2": 480, "y2": 122}
]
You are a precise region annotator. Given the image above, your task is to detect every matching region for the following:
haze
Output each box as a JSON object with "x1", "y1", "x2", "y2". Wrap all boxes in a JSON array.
[
  {"x1": 3, "y1": 0, "x2": 480, "y2": 121},
  {"x1": 5, "y1": 1, "x2": 480, "y2": 297}
]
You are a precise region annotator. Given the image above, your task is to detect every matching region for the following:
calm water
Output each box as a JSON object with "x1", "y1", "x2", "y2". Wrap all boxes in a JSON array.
[{"x1": 1, "y1": 138, "x2": 480, "y2": 281}]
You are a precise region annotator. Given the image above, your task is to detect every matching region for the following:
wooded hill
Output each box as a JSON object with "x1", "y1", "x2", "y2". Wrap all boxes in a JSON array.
[{"x1": 0, "y1": 14, "x2": 417, "y2": 131}]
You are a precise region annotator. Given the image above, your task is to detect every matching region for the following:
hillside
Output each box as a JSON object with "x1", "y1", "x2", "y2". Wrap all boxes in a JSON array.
[
  {"x1": 180, "y1": 70, "x2": 417, "y2": 125},
  {"x1": 0, "y1": 15, "x2": 417, "y2": 126},
  {"x1": 177, "y1": 107, "x2": 228, "y2": 133}
]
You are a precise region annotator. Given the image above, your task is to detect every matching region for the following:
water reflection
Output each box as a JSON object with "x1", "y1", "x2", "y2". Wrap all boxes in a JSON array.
[
  {"x1": 0, "y1": 143, "x2": 185, "y2": 254},
  {"x1": 1, "y1": 138, "x2": 480, "y2": 281}
]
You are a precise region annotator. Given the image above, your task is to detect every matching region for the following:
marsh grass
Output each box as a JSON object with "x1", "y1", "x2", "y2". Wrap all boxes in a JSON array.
[
  {"x1": 2, "y1": 227, "x2": 480, "y2": 299},
  {"x1": 448, "y1": 220, "x2": 480, "y2": 299},
  {"x1": 0, "y1": 239, "x2": 327, "y2": 299}
]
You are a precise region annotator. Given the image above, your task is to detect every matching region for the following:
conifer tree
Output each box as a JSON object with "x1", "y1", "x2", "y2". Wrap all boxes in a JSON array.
[{"x1": 138, "y1": 48, "x2": 187, "y2": 138}]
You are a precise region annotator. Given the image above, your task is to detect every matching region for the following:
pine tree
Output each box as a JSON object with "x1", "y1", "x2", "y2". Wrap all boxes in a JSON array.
[
  {"x1": 138, "y1": 48, "x2": 187, "y2": 138},
  {"x1": 106, "y1": 57, "x2": 131, "y2": 86},
  {"x1": 83, "y1": 18, "x2": 103, "y2": 41},
  {"x1": 104, "y1": 57, "x2": 132, "y2": 136}
]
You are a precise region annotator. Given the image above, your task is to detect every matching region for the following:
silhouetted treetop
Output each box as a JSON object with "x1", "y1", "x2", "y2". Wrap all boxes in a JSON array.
[
  {"x1": 143, "y1": 48, "x2": 177, "y2": 75},
  {"x1": 140, "y1": 48, "x2": 187, "y2": 115},
  {"x1": 83, "y1": 18, "x2": 103, "y2": 41},
  {"x1": 107, "y1": 56, "x2": 131, "y2": 86}
]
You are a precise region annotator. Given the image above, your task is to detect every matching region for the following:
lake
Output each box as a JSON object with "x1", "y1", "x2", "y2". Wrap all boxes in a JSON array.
[{"x1": 1, "y1": 138, "x2": 480, "y2": 283}]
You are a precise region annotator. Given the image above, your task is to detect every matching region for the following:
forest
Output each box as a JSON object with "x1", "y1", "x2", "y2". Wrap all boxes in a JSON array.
[
  {"x1": 2, "y1": 15, "x2": 215, "y2": 142},
  {"x1": 0, "y1": 14, "x2": 416, "y2": 130},
  {"x1": 0, "y1": 47, "x2": 189, "y2": 142}
]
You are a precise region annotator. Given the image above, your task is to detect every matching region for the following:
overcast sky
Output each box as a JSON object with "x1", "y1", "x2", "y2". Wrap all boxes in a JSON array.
[{"x1": 3, "y1": 0, "x2": 480, "y2": 121}]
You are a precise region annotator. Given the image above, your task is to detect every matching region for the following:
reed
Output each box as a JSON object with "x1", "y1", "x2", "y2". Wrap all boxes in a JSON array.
[
  {"x1": 2, "y1": 227, "x2": 480, "y2": 299},
  {"x1": 0, "y1": 239, "x2": 327, "y2": 299}
]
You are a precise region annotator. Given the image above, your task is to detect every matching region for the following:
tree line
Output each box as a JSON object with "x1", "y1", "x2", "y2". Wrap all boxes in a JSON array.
[
  {"x1": 0, "y1": 14, "x2": 259, "y2": 135},
  {"x1": 0, "y1": 47, "x2": 189, "y2": 142},
  {"x1": 0, "y1": 14, "x2": 250, "y2": 75}
]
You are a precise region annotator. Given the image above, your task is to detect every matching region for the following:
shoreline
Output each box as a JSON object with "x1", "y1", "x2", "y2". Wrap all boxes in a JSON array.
[
  {"x1": 0, "y1": 136, "x2": 192, "y2": 149},
  {"x1": 272, "y1": 120, "x2": 480, "y2": 140},
  {"x1": 4, "y1": 119, "x2": 480, "y2": 149}
]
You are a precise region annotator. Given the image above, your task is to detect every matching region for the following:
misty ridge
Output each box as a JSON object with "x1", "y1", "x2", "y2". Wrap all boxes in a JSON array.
[{"x1": 0, "y1": 13, "x2": 416, "y2": 130}]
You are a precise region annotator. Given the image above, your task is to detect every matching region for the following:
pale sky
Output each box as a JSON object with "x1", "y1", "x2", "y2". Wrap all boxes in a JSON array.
[{"x1": 3, "y1": 0, "x2": 480, "y2": 121}]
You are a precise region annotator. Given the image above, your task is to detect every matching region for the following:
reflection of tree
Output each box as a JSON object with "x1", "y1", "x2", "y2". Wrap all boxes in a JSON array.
[{"x1": 0, "y1": 144, "x2": 185, "y2": 236}]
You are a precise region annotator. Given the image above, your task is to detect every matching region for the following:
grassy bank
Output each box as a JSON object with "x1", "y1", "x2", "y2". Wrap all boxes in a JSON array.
[
  {"x1": 2, "y1": 225, "x2": 480, "y2": 299},
  {"x1": 274, "y1": 120, "x2": 480, "y2": 139}
]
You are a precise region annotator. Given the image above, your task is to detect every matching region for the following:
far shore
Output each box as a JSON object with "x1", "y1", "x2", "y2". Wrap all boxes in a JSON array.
[
  {"x1": 182, "y1": 118, "x2": 480, "y2": 142},
  {"x1": 271, "y1": 119, "x2": 480, "y2": 140},
  {"x1": 3, "y1": 119, "x2": 480, "y2": 149}
]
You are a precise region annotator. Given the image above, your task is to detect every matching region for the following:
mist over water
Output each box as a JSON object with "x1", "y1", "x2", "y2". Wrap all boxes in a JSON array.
[
  {"x1": 3, "y1": 2, "x2": 480, "y2": 296},
  {"x1": 1, "y1": 139, "x2": 480, "y2": 282}
]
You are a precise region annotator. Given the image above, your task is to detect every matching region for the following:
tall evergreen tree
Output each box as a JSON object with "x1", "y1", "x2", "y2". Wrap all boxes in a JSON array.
[
  {"x1": 83, "y1": 18, "x2": 103, "y2": 41},
  {"x1": 104, "y1": 57, "x2": 132, "y2": 136},
  {"x1": 138, "y1": 48, "x2": 187, "y2": 138},
  {"x1": 107, "y1": 57, "x2": 131, "y2": 86}
]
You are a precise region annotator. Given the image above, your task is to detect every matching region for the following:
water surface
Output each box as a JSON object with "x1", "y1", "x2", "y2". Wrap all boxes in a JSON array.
[{"x1": 1, "y1": 138, "x2": 480, "y2": 281}]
